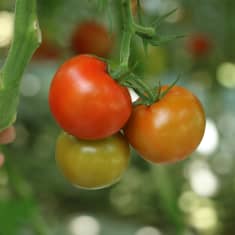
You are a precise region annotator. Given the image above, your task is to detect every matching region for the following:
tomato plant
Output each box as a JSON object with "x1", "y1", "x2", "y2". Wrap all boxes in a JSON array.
[
  {"x1": 124, "y1": 85, "x2": 206, "y2": 164},
  {"x1": 71, "y1": 21, "x2": 113, "y2": 58},
  {"x1": 49, "y1": 54, "x2": 132, "y2": 140},
  {"x1": 55, "y1": 132, "x2": 130, "y2": 189}
]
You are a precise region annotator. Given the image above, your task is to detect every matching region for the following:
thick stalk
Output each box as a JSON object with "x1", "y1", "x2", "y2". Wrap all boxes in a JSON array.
[
  {"x1": 151, "y1": 166, "x2": 185, "y2": 235},
  {"x1": 0, "y1": 0, "x2": 41, "y2": 131},
  {"x1": 119, "y1": 0, "x2": 134, "y2": 68}
]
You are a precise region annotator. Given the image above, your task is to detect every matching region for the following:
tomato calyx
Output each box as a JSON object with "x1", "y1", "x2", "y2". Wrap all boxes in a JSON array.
[{"x1": 107, "y1": 58, "x2": 181, "y2": 106}]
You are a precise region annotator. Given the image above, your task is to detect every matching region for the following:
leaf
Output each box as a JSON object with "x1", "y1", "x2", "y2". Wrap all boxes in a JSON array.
[
  {"x1": 152, "y1": 8, "x2": 178, "y2": 28},
  {"x1": 148, "y1": 34, "x2": 185, "y2": 46},
  {"x1": 160, "y1": 73, "x2": 181, "y2": 99},
  {"x1": 0, "y1": 199, "x2": 36, "y2": 235}
]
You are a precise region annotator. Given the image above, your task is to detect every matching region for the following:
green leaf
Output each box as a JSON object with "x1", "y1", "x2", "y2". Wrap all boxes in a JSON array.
[
  {"x1": 148, "y1": 34, "x2": 185, "y2": 46},
  {"x1": 0, "y1": 199, "x2": 36, "y2": 235},
  {"x1": 152, "y1": 8, "x2": 178, "y2": 28},
  {"x1": 0, "y1": 0, "x2": 40, "y2": 131},
  {"x1": 160, "y1": 73, "x2": 181, "y2": 99}
]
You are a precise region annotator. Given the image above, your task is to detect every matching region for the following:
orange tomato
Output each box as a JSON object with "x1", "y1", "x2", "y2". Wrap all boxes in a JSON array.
[{"x1": 124, "y1": 85, "x2": 206, "y2": 164}]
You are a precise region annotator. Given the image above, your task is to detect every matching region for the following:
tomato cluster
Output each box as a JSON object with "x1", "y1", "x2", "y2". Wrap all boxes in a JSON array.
[
  {"x1": 49, "y1": 54, "x2": 132, "y2": 189},
  {"x1": 49, "y1": 54, "x2": 206, "y2": 189}
]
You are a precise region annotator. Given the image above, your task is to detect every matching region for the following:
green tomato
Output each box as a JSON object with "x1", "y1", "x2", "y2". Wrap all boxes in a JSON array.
[{"x1": 55, "y1": 132, "x2": 130, "y2": 189}]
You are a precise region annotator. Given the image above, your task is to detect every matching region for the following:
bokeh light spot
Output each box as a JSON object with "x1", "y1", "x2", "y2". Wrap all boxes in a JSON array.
[
  {"x1": 217, "y1": 62, "x2": 235, "y2": 88},
  {"x1": 197, "y1": 119, "x2": 219, "y2": 155},
  {"x1": 0, "y1": 11, "x2": 14, "y2": 47},
  {"x1": 20, "y1": 74, "x2": 41, "y2": 97},
  {"x1": 135, "y1": 226, "x2": 162, "y2": 235},
  {"x1": 190, "y1": 207, "x2": 218, "y2": 230},
  {"x1": 186, "y1": 161, "x2": 219, "y2": 197},
  {"x1": 68, "y1": 215, "x2": 100, "y2": 235}
]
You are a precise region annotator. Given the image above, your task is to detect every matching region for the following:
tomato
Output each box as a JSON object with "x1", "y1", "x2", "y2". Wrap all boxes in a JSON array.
[
  {"x1": 49, "y1": 54, "x2": 132, "y2": 140},
  {"x1": 187, "y1": 33, "x2": 211, "y2": 57},
  {"x1": 55, "y1": 132, "x2": 130, "y2": 189},
  {"x1": 71, "y1": 21, "x2": 113, "y2": 58},
  {"x1": 33, "y1": 39, "x2": 60, "y2": 60},
  {"x1": 124, "y1": 85, "x2": 205, "y2": 164}
]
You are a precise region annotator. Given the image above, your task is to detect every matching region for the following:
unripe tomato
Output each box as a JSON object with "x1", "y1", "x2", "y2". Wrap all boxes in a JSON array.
[
  {"x1": 49, "y1": 54, "x2": 132, "y2": 140},
  {"x1": 56, "y1": 132, "x2": 130, "y2": 189},
  {"x1": 186, "y1": 33, "x2": 211, "y2": 57},
  {"x1": 71, "y1": 21, "x2": 113, "y2": 58},
  {"x1": 124, "y1": 85, "x2": 206, "y2": 164}
]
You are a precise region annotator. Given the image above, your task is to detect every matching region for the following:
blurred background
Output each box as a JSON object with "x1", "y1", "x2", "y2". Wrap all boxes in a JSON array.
[{"x1": 0, "y1": 0, "x2": 235, "y2": 235}]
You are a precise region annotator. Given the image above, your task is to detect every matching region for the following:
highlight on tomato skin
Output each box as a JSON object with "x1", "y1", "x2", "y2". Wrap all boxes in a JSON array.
[
  {"x1": 55, "y1": 132, "x2": 131, "y2": 190},
  {"x1": 124, "y1": 85, "x2": 206, "y2": 164},
  {"x1": 70, "y1": 21, "x2": 114, "y2": 58},
  {"x1": 48, "y1": 54, "x2": 132, "y2": 140}
]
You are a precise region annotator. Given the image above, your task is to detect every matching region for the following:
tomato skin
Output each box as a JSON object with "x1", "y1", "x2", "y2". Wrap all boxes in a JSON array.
[
  {"x1": 49, "y1": 54, "x2": 132, "y2": 140},
  {"x1": 56, "y1": 132, "x2": 130, "y2": 189},
  {"x1": 124, "y1": 85, "x2": 206, "y2": 164},
  {"x1": 71, "y1": 21, "x2": 113, "y2": 58}
]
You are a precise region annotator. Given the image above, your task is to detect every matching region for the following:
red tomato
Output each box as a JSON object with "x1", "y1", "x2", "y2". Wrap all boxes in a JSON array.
[
  {"x1": 124, "y1": 85, "x2": 206, "y2": 164},
  {"x1": 33, "y1": 39, "x2": 60, "y2": 60},
  {"x1": 49, "y1": 54, "x2": 132, "y2": 140},
  {"x1": 71, "y1": 21, "x2": 113, "y2": 58},
  {"x1": 187, "y1": 33, "x2": 211, "y2": 57}
]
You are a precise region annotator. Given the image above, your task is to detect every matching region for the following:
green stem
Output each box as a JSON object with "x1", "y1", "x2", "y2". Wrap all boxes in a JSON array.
[
  {"x1": 0, "y1": 0, "x2": 41, "y2": 131},
  {"x1": 120, "y1": 31, "x2": 133, "y2": 68},
  {"x1": 133, "y1": 77, "x2": 155, "y2": 103},
  {"x1": 113, "y1": 0, "x2": 160, "y2": 106},
  {"x1": 134, "y1": 23, "x2": 155, "y2": 36},
  {"x1": 119, "y1": 0, "x2": 134, "y2": 68},
  {"x1": 119, "y1": 0, "x2": 155, "y2": 67},
  {"x1": 151, "y1": 166, "x2": 185, "y2": 235}
]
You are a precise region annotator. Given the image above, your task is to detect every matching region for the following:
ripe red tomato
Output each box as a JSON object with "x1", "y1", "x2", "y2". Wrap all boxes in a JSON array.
[
  {"x1": 71, "y1": 21, "x2": 113, "y2": 58},
  {"x1": 33, "y1": 39, "x2": 60, "y2": 60},
  {"x1": 124, "y1": 85, "x2": 206, "y2": 164},
  {"x1": 187, "y1": 33, "x2": 211, "y2": 57},
  {"x1": 56, "y1": 132, "x2": 130, "y2": 189},
  {"x1": 49, "y1": 54, "x2": 132, "y2": 140}
]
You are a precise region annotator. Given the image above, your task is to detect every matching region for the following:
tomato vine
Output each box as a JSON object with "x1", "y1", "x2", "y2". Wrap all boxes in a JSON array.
[
  {"x1": 0, "y1": 0, "x2": 41, "y2": 131},
  {"x1": 107, "y1": 0, "x2": 183, "y2": 106}
]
